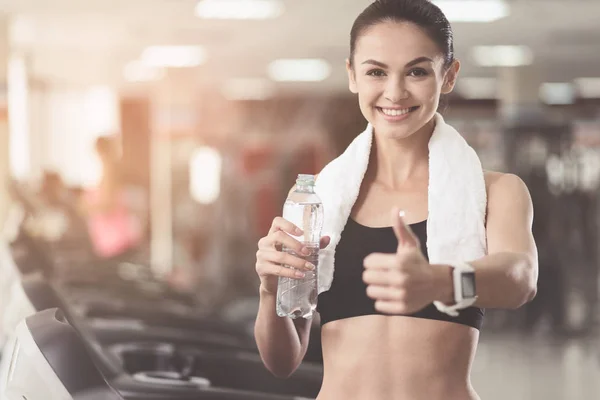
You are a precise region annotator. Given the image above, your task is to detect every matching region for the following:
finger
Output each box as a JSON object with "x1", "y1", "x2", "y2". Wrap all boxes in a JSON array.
[
  {"x1": 265, "y1": 231, "x2": 310, "y2": 256},
  {"x1": 366, "y1": 285, "x2": 404, "y2": 302},
  {"x1": 319, "y1": 236, "x2": 331, "y2": 249},
  {"x1": 374, "y1": 300, "x2": 408, "y2": 315},
  {"x1": 392, "y1": 208, "x2": 419, "y2": 250},
  {"x1": 362, "y1": 269, "x2": 391, "y2": 286},
  {"x1": 257, "y1": 249, "x2": 316, "y2": 271},
  {"x1": 257, "y1": 262, "x2": 306, "y2": 279},
  {"x1": 269, "y1": 216, "x2": 303, "y2": 236},
  {"x1": 363, "y1": 253, "x2": 397, "y2": 270}
]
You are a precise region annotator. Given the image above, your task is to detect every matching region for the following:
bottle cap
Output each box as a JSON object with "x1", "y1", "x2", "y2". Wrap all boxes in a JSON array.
[{"x1": 296, "y1": 174, "x2": 315, "y2": 186}]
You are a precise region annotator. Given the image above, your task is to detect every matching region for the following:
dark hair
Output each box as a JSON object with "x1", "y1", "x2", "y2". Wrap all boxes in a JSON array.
[{"x1": 349, "y1": 0, "x2": 454, "y2": 69}]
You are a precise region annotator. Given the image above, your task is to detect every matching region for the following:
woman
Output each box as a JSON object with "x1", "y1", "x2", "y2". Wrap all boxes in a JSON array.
[
  {"x1": 254, "y1": 1, "x2": 538, "y2": 399},
  {"x1": 80, "y1": 136, "x2": 144, "y2": 259}
]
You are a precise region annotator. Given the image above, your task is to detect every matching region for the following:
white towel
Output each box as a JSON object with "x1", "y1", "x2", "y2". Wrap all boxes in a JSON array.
[{"x1": 314, "y1": 113, "x2": 487, "y2": 294}]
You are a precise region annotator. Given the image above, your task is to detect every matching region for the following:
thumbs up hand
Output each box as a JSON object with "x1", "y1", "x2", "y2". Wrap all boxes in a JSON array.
[{"x1": 362, "y1": 207, "x2": 442, "y2": 315}]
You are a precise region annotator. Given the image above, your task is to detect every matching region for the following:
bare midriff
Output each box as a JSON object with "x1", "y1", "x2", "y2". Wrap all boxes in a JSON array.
[{"x1": 316, "y1": 315, "x2": 480, "y2": 400}]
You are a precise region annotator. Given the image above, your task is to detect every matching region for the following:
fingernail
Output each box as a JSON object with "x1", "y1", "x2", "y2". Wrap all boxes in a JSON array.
[
  {"x1": 295, "y1": 271, "x2": 305, "y2": 278},
  {"x1": 295, "y1": 227, "x2": 303, "y2": 235},
  {"x1": 301, "y1": 247, "x2": 311, "y2": 256},
  {"x1": 305, "y1": 262, "x2": 315, "y2": 270},
  {"x1": 399, "y1": 210, "x2": 406, "y2": 218}
]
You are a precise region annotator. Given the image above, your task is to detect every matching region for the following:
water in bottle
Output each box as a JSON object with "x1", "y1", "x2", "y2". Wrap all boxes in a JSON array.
[{"x1": 276, "y1": 174, "x2": 324, "y2": 319}]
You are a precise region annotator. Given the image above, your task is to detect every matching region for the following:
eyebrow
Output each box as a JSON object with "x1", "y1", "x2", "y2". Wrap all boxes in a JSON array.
[{"x1": 361, "y1": 56, "x2": 434, "y2": 68}]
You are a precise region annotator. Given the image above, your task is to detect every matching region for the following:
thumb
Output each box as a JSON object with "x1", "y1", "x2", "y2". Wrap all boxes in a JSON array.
[
  {"x1": 319, "y1": 235, "x2": 331, "y2": 249},
  {"x1": 392, "y1": 208, "x2": 419, "y2": 251}
]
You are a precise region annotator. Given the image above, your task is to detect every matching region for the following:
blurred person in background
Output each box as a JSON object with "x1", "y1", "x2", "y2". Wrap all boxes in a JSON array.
[
  {"x1": 35, "y1": 170, "x2": 77, "y2": 242},
  {"x1": 38, "y1": 170, "x2": 70, "y2": 209},
  {"x1": 167, "y1": 186, "x2": 215, "y2": 298},
  {"x1": 521, "y1": 167, "x2": 566, "y2": 334},
  {"x1": 254, "y1": 1, "x2": 538, "y2": 399},
  {"x1": 168, "y1": 229, "x2": 214, "y2": 305},
  {"x1": 79, "y1": 136, "x2": 146, "y2": 261}
]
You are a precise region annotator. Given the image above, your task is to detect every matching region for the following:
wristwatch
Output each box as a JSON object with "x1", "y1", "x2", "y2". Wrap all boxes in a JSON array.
[{"x1": 433, "y1": 262, "x2": 478, "y2": 317}]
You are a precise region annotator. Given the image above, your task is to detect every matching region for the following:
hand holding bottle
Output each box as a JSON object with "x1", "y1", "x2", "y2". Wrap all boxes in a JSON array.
[{"x1": 255, "y1": 216, "x2": 330, "y2": 295}]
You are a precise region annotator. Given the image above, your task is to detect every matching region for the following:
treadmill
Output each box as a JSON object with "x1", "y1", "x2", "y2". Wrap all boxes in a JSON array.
[
  {"x1": 1, "y1": 309, "x2": 322, "y2": 400},
  {"x1": 3, "y1": 184, "x2": 325, "y2": 399}
]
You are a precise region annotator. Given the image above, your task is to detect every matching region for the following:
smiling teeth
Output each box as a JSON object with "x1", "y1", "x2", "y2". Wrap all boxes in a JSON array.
[{"x1": 380, "y1": 108, "x2": 411, "y2": 116}]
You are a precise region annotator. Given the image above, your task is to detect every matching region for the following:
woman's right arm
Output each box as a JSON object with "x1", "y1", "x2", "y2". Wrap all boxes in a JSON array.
[
  {"x1": 254, "y1": 216, "x2": 329, "y2": 378},
  {"x1": 254, "y1": 284, "x2": 312, "y2": 378}
]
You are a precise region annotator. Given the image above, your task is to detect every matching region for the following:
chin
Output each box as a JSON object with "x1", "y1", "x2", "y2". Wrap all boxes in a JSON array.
[
  {"x1": 372, "y1": 123, "x2": 415, "y2": 139},
  {"x1": 370, "y1": 115, "x2": 425, "y2": 140}
]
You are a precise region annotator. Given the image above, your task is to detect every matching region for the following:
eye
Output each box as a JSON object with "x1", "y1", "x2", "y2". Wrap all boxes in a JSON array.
[
  {"x1": 366, "y1": 69, "x2": 386, "y2": 77},
  {"x1": 408, "y1": 68, "x2": 429, "y2": 77}
]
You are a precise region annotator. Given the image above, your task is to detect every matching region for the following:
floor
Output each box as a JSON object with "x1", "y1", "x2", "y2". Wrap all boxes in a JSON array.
[{"x1": 471, "y1": 331, "x2": 600, "y2": 400}]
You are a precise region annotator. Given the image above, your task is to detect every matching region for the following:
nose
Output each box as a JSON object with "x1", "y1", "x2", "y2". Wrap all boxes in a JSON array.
[{"x1": 384, "y1": 76, "x2": 409, "y2": 103}]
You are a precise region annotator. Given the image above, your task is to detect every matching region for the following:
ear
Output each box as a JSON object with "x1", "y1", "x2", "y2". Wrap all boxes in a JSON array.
[
  {"x1": 346, "y1": 59, "x2": 358, "y2": 94},
  {"x1": 441, "y1": 59, "x2": 461, "y2": 95}
]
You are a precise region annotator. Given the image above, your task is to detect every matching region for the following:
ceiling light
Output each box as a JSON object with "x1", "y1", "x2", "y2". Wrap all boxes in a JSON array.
[
  {"x1": 432, "y1": 0, "x2": 509, "y2": 22},
  {"x1": 456, "y1": 77, "x2": 498, "y2": 99},
  {"x1": 195, "y1": 0, "x2": 284, "y2": 20},
  {"x1": 268, "y1": 59, "x2": 331, "y2": 82},
  {"x1": 574, "y1": 77, "x2": 600, "y2": 99},
  {"x1": 123, "y1": 61, "x2": 165, "y2": 82},
  {"x1": 540, "y1": 82, "x2": 575, "y2": 105},
  {"x1": 471, "y1": 45, "x2": 533, "y2": 67},
  {"x1": 222, "y1": 78, "x2": 275, "y2": 100},
  {"x1": 141, "y1": 46, "x2": 206, "y2": 68}
]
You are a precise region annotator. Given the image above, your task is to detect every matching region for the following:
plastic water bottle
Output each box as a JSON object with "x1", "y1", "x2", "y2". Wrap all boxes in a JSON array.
[{"x1": 276, "y1": 174, "x2": 324, "y2": 319}]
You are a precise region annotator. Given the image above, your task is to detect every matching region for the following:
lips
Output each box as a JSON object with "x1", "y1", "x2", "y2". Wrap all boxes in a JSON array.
[
  {"x1": 376, "y1": 106, "x2": 419, "y2": 117},
  {"x1": 376, "y1": 106, "x2": 420, "y2": 119}
]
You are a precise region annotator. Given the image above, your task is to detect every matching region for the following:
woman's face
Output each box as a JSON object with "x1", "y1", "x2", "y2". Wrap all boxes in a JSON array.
[{"x1": 347, "y1": 21, "x2": 460, "y2": 140}]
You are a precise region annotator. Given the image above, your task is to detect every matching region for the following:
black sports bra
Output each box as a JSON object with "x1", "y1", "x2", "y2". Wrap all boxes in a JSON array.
[{"x1": 317, "y1": 218, "x2": 484, "y2": 329}]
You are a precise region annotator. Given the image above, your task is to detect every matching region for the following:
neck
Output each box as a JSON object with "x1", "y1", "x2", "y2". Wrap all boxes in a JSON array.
[{"x1": 368, "y1": 117, "x2": 435, "y2": 189}]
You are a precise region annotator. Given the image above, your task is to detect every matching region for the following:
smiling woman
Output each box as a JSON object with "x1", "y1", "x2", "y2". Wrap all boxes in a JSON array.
[
  {"x1": 346, "y1": 0, "x2": 459, "y2": 141},
  {"x1": 254, "y1": 1, "x2": 538, "y2": 399}
]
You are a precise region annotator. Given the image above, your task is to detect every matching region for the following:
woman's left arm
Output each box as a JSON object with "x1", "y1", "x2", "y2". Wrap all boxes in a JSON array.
[
  {"x1": 436, "y1": 173, "x2": 539, "y2": 309},
  {"x1": 363, "y1": 173, "x2": 538, "y2": 314}
]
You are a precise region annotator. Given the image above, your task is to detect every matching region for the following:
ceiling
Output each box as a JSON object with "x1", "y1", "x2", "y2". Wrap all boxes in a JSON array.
[{"x1": 2, "y1": 0, "x2": 600, "y2": 94}]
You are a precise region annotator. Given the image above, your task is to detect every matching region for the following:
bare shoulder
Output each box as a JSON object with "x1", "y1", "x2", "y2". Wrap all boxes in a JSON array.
[
  {"x1": 484, "y1": 170, "x2": 533, "y2": 225},
  {"x1": 484, "y1": 170, "x2": 530, "y2": 197}
]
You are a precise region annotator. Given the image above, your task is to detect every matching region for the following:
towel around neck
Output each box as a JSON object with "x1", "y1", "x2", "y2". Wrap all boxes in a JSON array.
[{"x1": 314, "y1": 113, "x2": 487, "y2": 294}]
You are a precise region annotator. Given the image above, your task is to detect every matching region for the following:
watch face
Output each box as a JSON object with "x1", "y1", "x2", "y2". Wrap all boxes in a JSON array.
[{"x1": 461, "y1": 272, "x2": 476, "y2": 298}]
